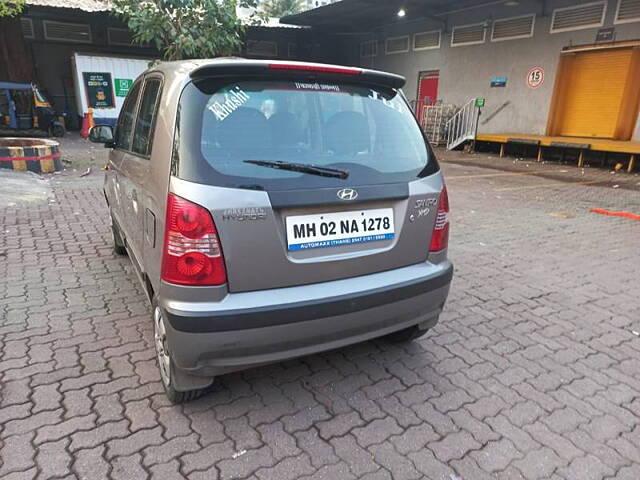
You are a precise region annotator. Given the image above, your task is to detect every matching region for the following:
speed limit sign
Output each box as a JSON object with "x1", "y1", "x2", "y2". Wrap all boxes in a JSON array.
[{"x1": 527, "y1": 67, "x2": 544, "y2": 89}]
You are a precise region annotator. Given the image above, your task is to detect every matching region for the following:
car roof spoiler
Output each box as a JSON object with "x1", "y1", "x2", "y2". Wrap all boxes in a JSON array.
[{"x1": 189, "y1": 60, "x2": 406, "y2": 90}]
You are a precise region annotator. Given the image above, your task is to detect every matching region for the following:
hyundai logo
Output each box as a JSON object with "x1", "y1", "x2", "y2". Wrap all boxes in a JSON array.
[{"x1": 337, "y1": 188, "x2": 358, "y2": 201}]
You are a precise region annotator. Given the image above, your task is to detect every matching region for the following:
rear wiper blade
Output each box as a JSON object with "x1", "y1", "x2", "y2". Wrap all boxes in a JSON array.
[{"x1": 244, "y1": 160, "x2": 349, "y2": 179}]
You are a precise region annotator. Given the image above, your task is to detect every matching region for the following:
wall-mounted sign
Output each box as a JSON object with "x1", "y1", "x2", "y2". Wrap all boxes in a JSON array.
[
  {"x1": 527, "y1": 67, "x2": 544, "y2": 89},
  {"x1": 595, "y1": 27, "x2": 615, "y2": 43},
  {"x1": 491, "y1": 76, "x2": 507, "y2": 87},
  {"x1": 83, "y1": 72, "x2": 115, "y2": 109},
  {"x1": 115, "y1": 78, "x2": 133, "y2": 97}
]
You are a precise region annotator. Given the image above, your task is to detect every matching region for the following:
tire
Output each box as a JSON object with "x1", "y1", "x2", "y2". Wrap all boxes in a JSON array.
[
  {"x1": 50, "y1": 123, "x2": 66, "y2": 138},
  {"x1": 152, "y1": 302, "x2": 211, "y2": 404},
  {"x1": 383, "y1": 325, "x2": 430, "y2": 343},
  {"x1": 111, "y1": 216, "x2": 127, "y2": 256}
]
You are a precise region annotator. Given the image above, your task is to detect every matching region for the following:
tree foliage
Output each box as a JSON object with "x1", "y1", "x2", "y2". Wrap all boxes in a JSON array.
[
  {"x1": 261, "y1": 0, "x2": 303, "y2": 18},
  {"x1": 0, "y1": 0, "x2": 25, "y2": 17},
  {"x1": 112, "y1": 0, "x2": 261, "y2": 61}
]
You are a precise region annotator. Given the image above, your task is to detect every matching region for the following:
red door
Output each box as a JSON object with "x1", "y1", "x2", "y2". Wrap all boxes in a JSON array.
[{"x1": 416, "y1": 71, "x2": 440, "y2": 126}]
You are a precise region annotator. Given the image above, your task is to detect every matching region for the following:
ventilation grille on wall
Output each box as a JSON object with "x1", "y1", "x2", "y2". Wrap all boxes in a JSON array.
[
  {"x1": 551, "y1": 2, "x2": 606, "y2": 33},
  {"x1": 360, "y1": 40, "x2": 377, "y2": 57},
  {"x1": 616, "y1": 0, "x2": 640, "y2": 23},
  {"x1": 451, "y1": 23, "x2": 486, "y2": 46},
  {"x1": 44, "y1": 20, "x2": 92, "y2": 43},
  {"x1": 21, "y1": 18, "x2": 34, "y2": 39},
  {"x1": 492, "y1": 14, "x2": 535, "y2": 41},
  {"x1": 414, "y1": 30, "x2": 441, "y2": 50},
  {"x1": 386, "y1": 36, "x2": 409, "y2": 54},
  {"x1": 246, "y1": 40, "x2": 278, "y2": 57}
]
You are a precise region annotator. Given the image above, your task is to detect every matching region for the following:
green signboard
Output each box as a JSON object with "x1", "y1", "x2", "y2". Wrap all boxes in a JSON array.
[
  {"x1": 115, "y1": 78, "x2": 133, "y2": 97},
  {"x1": 83, "y1": 72, "x2": 115, "y2": 109},
  {"x1": 475, "y1": 97, "x2": 486, "y2": 108}
]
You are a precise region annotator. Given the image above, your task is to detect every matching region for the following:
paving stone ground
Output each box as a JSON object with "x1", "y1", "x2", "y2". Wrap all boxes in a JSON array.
[{"x1": 1, "y1": 146, "x2": 639, "y2": 480}]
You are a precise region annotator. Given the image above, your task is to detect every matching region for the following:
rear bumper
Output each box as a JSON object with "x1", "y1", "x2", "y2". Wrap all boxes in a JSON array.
[{"x1": 161, "y1": 261, "x2": 453, "y2": 376}]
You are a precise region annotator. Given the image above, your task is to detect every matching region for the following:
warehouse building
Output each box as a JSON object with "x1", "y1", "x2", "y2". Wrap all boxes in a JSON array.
[{"x1": 285, "y1": 0, "x2": 640, "y2": 163}]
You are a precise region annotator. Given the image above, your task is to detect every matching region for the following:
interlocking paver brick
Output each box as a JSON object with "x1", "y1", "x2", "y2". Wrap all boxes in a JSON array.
[
  {"x1": 124, "y1": 398, "x2": 157, "y2": 432},
  {"x1": 111, "y1": 453, "x2": 148, "y2": 480},
  {"x1": 316, "y1": 411, "x2": 364, "y2": 440},
  {"x1": 542, "y1": 406, "x2": 588, "y2": 434},
  {"x1": 390, "y1": 424, "x2": 439, "y2": 455},
  {"x1": 375, "y1": 396, "x2": 421, "y2": 428},
  {"x1": 557, "y1": 454, "x2": 616, "y2": 480},
  {"x1": 217, "y1": 445, "x2": 277, "y2": 480},
  {"x1": 410, "y1": 451, "x2": 458, "y2": 480},
  {"x1": 3, "y1": 409, "x2": 63, "y2": 437},
  {"x1": 411, "y1": 400, "x2": 457, "y2": 436},
  {"x1": 471, "y1": 438, "x2": 523, "y2": 473},
  {"x1": 105, "y1": 426, "x2": 164, "y2": 460},
  {"x1": 157, "y1": 406, "x2": 192, "y2": 439},
  {"x1": 223, "y1": 415, "x2": 263, "y2": 451},
  {"x1": 513, "y1": 447, "x2": 567, "y2": 478},
  {"x1": 69, "y1": 420, "x2": 130, "y2": 452},
  {"x1": 257, "y1": 421, "x2": 300, "y2": 460},
  {"x1": 181, "y1": 440, "x2": 235, "y2": 474},
  {"x1": 72, "y1": 445, "x2": 110, "y2": 480},
  {"x1": 352, "y1": 417, "x2": 403, "y2": 448},
  {"x1": 449, "y1": 408, "x2": 500, "y2": 444},
  {"x1": 330, "y1": 434, "x2": 379, "y2": 476},
  {"x1": 142, "y1": 433, "x2": 200, "y2": 467},
  {"x1": 368, "y1": 442, "x2": 421, "y2": 480},
  {"x1": 565, "y1": 429, "x2": 630, "y2": 471},
  {"x1": 0, "y1": 432, "x2": 36, "y2": 476},
  {"x1": 429, "y1": 430, "x2": 481, "y2": 463},
  {"x1": 148, "y1": 460, "x2": 183, "y2": 480},
  {"x1": 256, "y1": 454, "x2": 315, "y2": 480},
  {"x1": 34, "y1": 414, "x2": 96, "y2": 445},
  {"x1": 465, "y1": 395, "x2": 508, "y2": 420},
  {"x1": 35, "y1": 438, "x2": 71, "y2": 479},
  {"x1": 294, "y1": 428, "x2": 338, "y2": 469},
  {"x1": 2, "y1": 152, "x2": 639, "y2": 479},
  {"x1": 299, "y1": 463, "x2": 356, "y2": 480}
]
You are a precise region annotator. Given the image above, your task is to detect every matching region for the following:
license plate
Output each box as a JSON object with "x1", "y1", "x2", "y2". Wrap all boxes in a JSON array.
[{"x1": 286, "y1": 208, "x2": 395, "y2": 251}]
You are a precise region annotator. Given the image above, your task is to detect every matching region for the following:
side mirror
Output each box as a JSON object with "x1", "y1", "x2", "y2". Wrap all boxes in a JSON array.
[{"x1": 89, "y1": 125, "x2": 114, "y2": 146}]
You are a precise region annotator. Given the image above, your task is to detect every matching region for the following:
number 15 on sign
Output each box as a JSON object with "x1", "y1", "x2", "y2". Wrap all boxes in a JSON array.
[{"x1": 527, "y1": 67, "x2": 544, "y2": 89}]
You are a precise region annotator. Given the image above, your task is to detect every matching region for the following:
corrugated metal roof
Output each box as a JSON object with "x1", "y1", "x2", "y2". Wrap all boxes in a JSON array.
[{"x1": 27, "y1": 0, "x2": 111, "y2": 12}]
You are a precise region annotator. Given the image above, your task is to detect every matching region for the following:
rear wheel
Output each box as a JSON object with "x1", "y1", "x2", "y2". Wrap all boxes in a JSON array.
[
  {"x1": 111, "y1": 215, "x2": 127, "y2": 256},
  {"x1": 153, "y1": 303, "x2": 211, "y2": 404},
  {"x1": 383, "y1": 325, "x2": 430, "y2": 343},
  {"x1": 50, "y1": 123, "x2": 65, "y2": 138}
]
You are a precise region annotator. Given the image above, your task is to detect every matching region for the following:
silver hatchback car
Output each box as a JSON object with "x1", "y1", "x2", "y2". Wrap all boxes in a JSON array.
[{"x1": 90, "y1": 59, "x2": 453, "y2": 403}]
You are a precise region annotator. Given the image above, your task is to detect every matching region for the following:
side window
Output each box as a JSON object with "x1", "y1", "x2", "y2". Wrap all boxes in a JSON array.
[
  {"x1": 115, "y1": 81, "x2": 141, "y2": 151},
  {"x1": 132, "y1": 78, "x2": 162, "y2": 156}
]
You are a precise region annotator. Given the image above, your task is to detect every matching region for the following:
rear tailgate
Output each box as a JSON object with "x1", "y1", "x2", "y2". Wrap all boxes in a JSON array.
[
  {"x1": 172, "y1": 61, "x2": 443, "y2": 292},
  {"x1": 171, "y1": 177, "x2": 443, "y2": 292}
]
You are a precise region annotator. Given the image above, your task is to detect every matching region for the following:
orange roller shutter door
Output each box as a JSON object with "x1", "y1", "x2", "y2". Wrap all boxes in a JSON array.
[{"x1": 555, "y1": 48, "x2": 633, "y2": 139}]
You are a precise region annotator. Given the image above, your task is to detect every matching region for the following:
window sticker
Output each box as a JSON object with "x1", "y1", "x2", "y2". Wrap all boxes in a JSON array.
[
  {"x1": 368, "y1": 89, "x2": 404, "y2": 114},
  {"x1": 207, "y1": 86, "x2": 250, "y2": 121},
  {"x1": 294, "y1": 82, "x2": 341, "y2": 92}
]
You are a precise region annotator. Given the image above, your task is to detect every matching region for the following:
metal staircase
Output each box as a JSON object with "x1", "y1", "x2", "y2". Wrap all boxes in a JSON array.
[{"x1": 445, "y1": 99, "x2": 480, "y2": 150}]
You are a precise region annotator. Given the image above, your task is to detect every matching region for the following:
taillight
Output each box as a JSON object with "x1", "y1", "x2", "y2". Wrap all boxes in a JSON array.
[
  {"x1": 429, "y1": 187, "x2": 450, "y2": 252},
  {"x1": 161, "y1": 194, "x2": 227, "y2": 286}
]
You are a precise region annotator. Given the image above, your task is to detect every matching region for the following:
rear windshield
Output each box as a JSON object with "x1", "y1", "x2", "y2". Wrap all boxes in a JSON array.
[{"x1": 173, "y1": 78, "x2": 438, "y2": 190}]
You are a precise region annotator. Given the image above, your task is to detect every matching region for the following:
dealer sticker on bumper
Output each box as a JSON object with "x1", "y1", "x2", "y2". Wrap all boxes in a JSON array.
[{"x1": 286, "y1": 208, "x2": 395, "y2": 251}]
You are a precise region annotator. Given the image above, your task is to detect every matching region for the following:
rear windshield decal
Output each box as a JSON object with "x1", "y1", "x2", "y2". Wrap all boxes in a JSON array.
[
  {"x1": 207, "y1": 86, "x2": 250, "y2": 121},
  {"x1": 294, "y1": 82, "x2": 340, "y2": 92}
]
